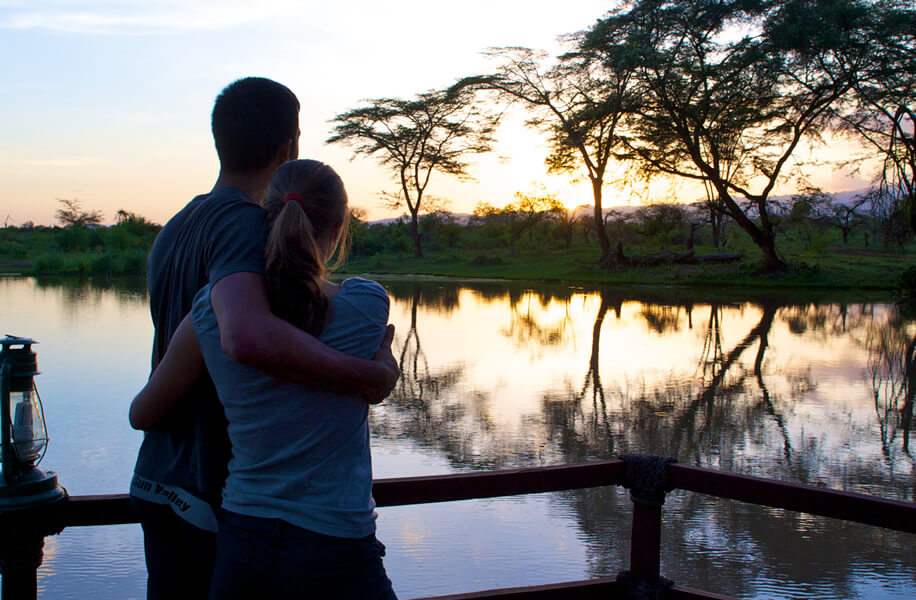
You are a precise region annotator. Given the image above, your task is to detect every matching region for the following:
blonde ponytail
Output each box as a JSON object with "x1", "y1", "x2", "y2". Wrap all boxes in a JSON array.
[{"x1": 262, "y1": 160, "x2": 350, "y2": 336}]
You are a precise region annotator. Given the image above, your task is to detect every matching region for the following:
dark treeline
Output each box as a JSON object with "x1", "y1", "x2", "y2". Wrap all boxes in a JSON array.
[
  {"x1": 0, "y1": 202, "x2": 161, "y2": 276},
  {"x1": 347, "y1": 192, "x2": 905, "y2": 265}
]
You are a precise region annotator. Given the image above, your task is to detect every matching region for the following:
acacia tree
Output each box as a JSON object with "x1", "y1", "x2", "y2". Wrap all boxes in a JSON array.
[
  {"x1": 874, "y1": 107, "x2": 916, "y2": 236},
  {"x1": 826, "y1": 196, "x2": 868, "y2": 245},
  {"x1": 56, "y1": 198, "x2": 102, "y2": 228},
  {"x1": 461, "y1": 45, "x2": 637, "y2": 267},
  {"x1": 787, "y1": 188, "x2": 867, "y2": 245},
  {"x1": 824, "y1": 0, "x2": 916, "y2": 234},
  {"x1": 580, "y1": 0, "x2": 891, "y2": 272},
  {"x1": 328, "y1": 85, "x2": 497, "y2": 258},
  {"x1": 552, "y1": 203, "x2": 586, "y2": 250}
]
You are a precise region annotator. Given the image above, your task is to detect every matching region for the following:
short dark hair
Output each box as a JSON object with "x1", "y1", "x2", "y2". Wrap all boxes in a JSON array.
[{"x1": 211, "y1": 77, "x2": 299, "y2": 173}]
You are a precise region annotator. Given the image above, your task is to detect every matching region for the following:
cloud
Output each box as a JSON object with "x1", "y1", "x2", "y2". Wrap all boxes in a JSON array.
[
  {"x1": 16, "y1": 158, "x2": 102, "y2": 168},
  {"x1": 0, "y1": 0, "x2": 302, "y2": 35}
]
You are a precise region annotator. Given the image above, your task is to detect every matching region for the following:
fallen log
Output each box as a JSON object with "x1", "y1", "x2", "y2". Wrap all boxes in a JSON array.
[
  {"x1": 683, "y1": 252, "x2": 743, "y2": 264},
  {"x1": 632, "y1": 249, "x2": 695, "y2": 266},
  {"x1": 624, "y1": 249, "x2": 744, "y2": 266}
]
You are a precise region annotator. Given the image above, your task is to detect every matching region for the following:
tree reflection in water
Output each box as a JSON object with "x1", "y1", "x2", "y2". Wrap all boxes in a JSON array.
[
  {"x1": 370, "y1": 284, "x2": 476, "y2": 466},
  {"x1": 370, "y1": 280, "x2": 916, "y2": 598},
  {"x1": 866, "y1": 307, "x2": 916, "y2": 463},
  {"x1": 32, "y1": 275, "x2": 149, "y2": 321}
]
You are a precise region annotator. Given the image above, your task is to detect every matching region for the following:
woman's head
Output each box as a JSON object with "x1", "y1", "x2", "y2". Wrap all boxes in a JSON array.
[{"x1": 262, "y1": 159, "x2": 350, "y2": 334}]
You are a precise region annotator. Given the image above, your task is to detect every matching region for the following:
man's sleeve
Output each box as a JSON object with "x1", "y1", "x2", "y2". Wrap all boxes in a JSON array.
[{"x1": 204, "y1": 201, "x2": 267, "y2": 286}]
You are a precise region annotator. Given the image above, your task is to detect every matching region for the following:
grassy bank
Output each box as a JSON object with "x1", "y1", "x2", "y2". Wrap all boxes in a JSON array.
[
  {"x1": 2, "y1": 224, "x2": 913, "y2": 292},
  {"x1": 0, "y1": 221, "x2": 159, "y2": 277},
  {"x1": 340, "y1": 243, "x2": 915, "y2": 291}
]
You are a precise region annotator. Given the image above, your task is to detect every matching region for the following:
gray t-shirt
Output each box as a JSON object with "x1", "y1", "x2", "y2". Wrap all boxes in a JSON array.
[
  {"x1": 191, "y1": 277, "x2": 389, "y2": 538},
  {"x1": 134, "y1": 187, "x2": 266, "y2": 507}
]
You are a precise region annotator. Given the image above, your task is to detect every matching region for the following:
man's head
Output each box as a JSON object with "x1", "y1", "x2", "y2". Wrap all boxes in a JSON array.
[{"x1": 211, "y1": 77, "x2": 300, "y2": 174}]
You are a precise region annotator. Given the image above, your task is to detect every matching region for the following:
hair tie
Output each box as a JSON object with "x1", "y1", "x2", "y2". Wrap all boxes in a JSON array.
[{"x1": 284, "y1": 192, "x2": 304, "y2": 208}]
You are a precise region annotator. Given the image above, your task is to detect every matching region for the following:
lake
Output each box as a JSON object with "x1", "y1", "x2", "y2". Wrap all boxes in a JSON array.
[{"x1": 1, "y1": 275, "x2": 914, "y2": 599}]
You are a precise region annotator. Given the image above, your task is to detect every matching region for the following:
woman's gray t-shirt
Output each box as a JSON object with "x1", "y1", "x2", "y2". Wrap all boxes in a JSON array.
[{"x1": 191, "y1": 277, "x2": 390, "y2": 538}]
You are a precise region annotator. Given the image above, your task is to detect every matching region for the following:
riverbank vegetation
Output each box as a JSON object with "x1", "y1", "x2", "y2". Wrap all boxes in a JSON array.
[
  {"x1": 0, "y1": 203, "x2": 160, "y2": 277},
  {"x1": 340, "y1": 200, "x2": 915, "y2": 290},
  {"x1": 330, "y1": 0, "x2": 914, "y2": 290},
  {"x1": 2, "y1": 191, "x2": 914, "y2": 290}
]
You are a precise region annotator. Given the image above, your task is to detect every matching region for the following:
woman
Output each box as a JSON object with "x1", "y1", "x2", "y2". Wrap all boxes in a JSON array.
[{"x1": 130, "y1": 159, "x2": 397, "y2": 599}]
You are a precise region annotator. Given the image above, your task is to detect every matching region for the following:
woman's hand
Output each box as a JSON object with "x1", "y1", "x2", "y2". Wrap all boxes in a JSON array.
[{"x1": 129, "y1": 315, "x2": 205, "y2": 430}]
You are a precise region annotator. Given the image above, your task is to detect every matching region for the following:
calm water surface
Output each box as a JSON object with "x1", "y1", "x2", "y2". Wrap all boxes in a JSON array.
[{"x1": 1, "y1": 275, "x2": 914, "y2": 599}]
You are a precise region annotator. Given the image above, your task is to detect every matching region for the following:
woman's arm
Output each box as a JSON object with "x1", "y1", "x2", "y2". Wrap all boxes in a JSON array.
[{"x1": 129, "y1": 315, "x2": 205, "y2": 430}]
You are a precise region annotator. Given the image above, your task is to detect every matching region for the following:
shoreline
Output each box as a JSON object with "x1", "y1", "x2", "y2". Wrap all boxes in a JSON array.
[
  {"x1": 4, "y1": 243, "x2": 912, "y2": 294},
  {"x1": 10, "y1": 271, "x2": 901, "y2": 305}
]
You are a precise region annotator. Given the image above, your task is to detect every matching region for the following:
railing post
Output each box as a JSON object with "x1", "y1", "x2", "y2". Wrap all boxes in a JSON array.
[
  {"x1": 0, "y1": 499, "x2": 67, "y2": 599},
  {"x1": 617, "y1": 454, "x2": 675, "y2": 599}
]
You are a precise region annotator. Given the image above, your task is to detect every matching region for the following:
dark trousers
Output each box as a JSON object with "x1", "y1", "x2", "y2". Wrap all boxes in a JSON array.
[
  {"x1": 131, "y1": 496, "x2": 217, "y2": 600},
  {"x1": 208, "y1": 509, "x2": 397, "y2": 600}
]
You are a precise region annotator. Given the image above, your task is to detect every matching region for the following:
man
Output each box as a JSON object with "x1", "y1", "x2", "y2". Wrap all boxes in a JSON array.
[{"x1": 130, "y1": 77, "x2": 398, "y2": 599}]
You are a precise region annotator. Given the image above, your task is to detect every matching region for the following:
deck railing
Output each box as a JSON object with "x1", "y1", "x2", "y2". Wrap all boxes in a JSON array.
[{"x1": 2, "y1": 455, "x2": 915, "y2": 599}]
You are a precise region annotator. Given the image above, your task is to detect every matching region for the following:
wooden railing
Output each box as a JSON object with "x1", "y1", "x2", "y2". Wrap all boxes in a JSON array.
[{"x1": 3, "y1": 456, "x2": 915, "y2": 599}]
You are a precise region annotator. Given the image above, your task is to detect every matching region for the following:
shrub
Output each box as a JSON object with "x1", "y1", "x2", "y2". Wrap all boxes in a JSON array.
[
  {"x1": 899, "y1": 266, "x2": 916, "y2": 303},
  {"x1": 34, "y1": 254, "x2": 63, "y2": 273},
  {"x1": 0, "y1": 239, "x2": 27, "y2": 257},
  {"x1": 58, "y1": 227, "x2": 90, "y2": 252},
  {"x1": 90, "y1": 253, "x2": 114, "y2": 277},
  {"x1": 470, "y1": 254, "x2": 504, "y2": 266},
  {"x1": 121, "y1": 250, "x2": 148, "y2": 274}
]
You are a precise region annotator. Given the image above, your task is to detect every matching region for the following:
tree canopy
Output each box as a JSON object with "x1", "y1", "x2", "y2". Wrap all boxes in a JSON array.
[
  {"x1": 463, "y1": 44, "x2": 638, "y2": 266},
  {"x1": 55, "y1": 198, "x2": 103, "y2": 228},
  {"x1": 572, "y1": 0, "x2": 914, "y2": 270},
  {"x1": 328, "y1": 85, "x2": 497, "y2": 258},
  {"x1": 320, "y1": 0, "x2": 915, "y2": 271}
]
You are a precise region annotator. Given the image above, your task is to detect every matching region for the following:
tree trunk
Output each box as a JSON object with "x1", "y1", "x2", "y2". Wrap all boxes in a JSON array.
[
  {"x1": 755, "y1": 229, "x2": 784, "y2": 273},
  {"x1": 410, "y1": 210, "x2": 423, "y2": 258},
  {"x1": 614, "y1": 240, "x2": 626, "y2": 263},
  {"x1": 709, "y1": 204, "x2": 721, "y2": 248},
  {"x1": 902, "y1": 334, "x2": 915, "y2": 453},
  {"x1": 509, "y1": 221, "x2": 523, "y2": 256},
  {"x1": 592, "y1": 180, "x2": 612, "y2": 267},
  {"x1": 716, "y1": 188, "x2": 785, "y2": 272},
  {"x1": 909, "y1": 191, "x2": 916, "y2": 234}
]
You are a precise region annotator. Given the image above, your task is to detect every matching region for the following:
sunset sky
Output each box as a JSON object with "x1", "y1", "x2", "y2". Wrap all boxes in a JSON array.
[{"x1": 0, "y1": 1, "x2": 875, "y2": 227}]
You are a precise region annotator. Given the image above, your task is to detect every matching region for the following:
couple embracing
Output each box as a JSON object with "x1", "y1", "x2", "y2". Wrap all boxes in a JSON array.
[{"x1": 128, "y1": 77, "x2": 399, "y2": 600}]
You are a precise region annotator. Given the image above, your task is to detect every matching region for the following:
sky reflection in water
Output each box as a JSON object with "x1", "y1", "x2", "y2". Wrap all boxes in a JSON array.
[{"x1": 0, "y1": 276, "x2": 913, "y2": 599}]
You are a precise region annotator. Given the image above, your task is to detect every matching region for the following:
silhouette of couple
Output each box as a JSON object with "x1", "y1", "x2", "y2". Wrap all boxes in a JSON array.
[{"x1": 128, "y1": 77, "x2": 399, "y2": 600}]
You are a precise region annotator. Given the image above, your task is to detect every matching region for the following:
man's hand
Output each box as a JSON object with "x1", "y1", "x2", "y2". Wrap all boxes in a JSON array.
[
  {"x1": 364, "y1": 325, "x2": 399, "y2": 405},
  {"x1": 212, "y1": 272, "x2": 399, "y2": 399}
]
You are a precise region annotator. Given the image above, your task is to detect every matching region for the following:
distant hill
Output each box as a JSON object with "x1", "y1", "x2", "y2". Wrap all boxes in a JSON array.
[{"x1": 367, "y1": 188, "x2": 871, "y2": 226}]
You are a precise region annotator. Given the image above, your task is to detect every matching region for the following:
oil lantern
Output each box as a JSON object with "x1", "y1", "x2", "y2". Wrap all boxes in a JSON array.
[{"x1": 0, "y1": 336, "x2": 65, "y2": 507}]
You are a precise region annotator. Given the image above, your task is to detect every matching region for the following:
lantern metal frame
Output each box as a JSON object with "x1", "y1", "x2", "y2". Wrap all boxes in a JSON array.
[{"x1": 0, "y1": 337, "x2": 66, "y2": 508}]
